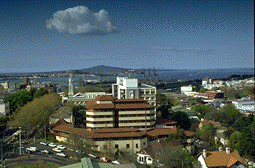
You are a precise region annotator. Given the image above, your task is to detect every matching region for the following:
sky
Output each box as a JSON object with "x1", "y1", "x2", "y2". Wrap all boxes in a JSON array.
[{"x1": 0, "y1": 0, "x2": 254, "y2": 73}]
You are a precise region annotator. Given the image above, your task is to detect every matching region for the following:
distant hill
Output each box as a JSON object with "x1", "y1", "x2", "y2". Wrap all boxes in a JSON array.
[{"x1": 77, "y1": 65, "x2": 131, "y2": 74}]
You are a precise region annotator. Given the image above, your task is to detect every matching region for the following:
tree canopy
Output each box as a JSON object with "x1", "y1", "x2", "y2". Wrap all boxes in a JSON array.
[
  {"x1": 196, "y1": 123, "x2": 216, "y2": 144},
  {"x1": 7, "y1": 92, "x2": 61, "y2": 130},
  {"x1": 4, "y1": 89, "x2": 33, "y2": 112},
  {"x1": 168, "y1": 111, "x2": 191, "y2": 130}
]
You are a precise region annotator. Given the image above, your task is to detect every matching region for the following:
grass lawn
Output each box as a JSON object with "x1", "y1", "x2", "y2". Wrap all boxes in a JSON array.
[{"x1": 14, "y1": 161, "x2": 61, "y2": 168}]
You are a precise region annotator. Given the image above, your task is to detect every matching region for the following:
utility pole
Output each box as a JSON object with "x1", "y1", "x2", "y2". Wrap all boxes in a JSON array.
[
  {"x1": 1, "y1": 141, "x2": 3, "y2": 161},
  {"x1": 19, "y1": 127, "x2": 22, "y2": 155},
  {"x1": 44, "y1": 125, "x2": 47, "y2": 142}
]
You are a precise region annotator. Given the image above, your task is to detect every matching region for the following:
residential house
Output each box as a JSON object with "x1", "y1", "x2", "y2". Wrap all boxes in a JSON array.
[
  {"x1": 199, "y1": 120, "x2": 222, "y2": 129},
  {"x1": 137, "y1": 139, "x2": 183, "y2": 166},
  {"x1": 155, "y1": 119, "x2": 177, "y2": 128},
  {"x1": 198, "y1": 148, "x2": 246, "y2": 168},
  {"x1": 49, "y1": 106, "x2": 74, "y2": 126}
]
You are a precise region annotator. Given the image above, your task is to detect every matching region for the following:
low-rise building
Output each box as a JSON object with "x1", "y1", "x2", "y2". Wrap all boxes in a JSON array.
[
  {"x1": 198, "y1": 148, "x2": 246, "y2": 168},
  {"x1": 49, "y1": 106, "x2": 74, "y2": 125},
  {"x1": 232, "y1": 97, "x2": 255, "y2": 112},
  {"x1": 181, "y1": 85, "x2": 193, "y2": 93},
  {"x1": 0, "y1": 98, "x2": 10, "y2": 116},
  {"x1": 52, "y1": 123, "x2": 195, "y2": 154},
  {"x1": 62, "y1": 92, "x2": 108, "y2": 105}
]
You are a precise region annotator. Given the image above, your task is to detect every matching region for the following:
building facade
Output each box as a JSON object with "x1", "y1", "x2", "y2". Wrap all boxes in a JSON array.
[
  {"x1": 232, "y1": 97, "x2": 255, "y2": 112},
  {"x1": 52, "y1": 122, "x2": 195, "y2": 154},
  {"x1": 0, "y1": 98, "x2": 10, "y2": 116},
  {"x1": 86, "y1": 95, "x2": 155, "y2": 129}
]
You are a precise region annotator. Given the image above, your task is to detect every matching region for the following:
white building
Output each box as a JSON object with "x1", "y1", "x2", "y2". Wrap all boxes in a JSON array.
[
  {"x1": 112, "y1": 77, "x2": 156, "y2": 106},
  {"x1": 62, "y1": 75, "x2": 110, "y2": 105},
  {"x1": 0, "y1": 99, "x2": 10, "y2": 116},
  {"x1": 62, "y1": 92, "x2": 108, "y2": 105},
  {"x1": 181, "y1": 85, "x2": 193, "y2": 93},
  {"x1": 232, "y1": 97, "x2": 255, "y2": 112}
]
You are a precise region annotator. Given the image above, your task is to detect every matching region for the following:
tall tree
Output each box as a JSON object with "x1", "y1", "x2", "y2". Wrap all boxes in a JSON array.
[
  {"x1": 7, "y1": 93, "x2": 61, "y2": 130},
  {"x1": 220, "y1": 104, "x2": 241, "y2": 126},
  {"x1": 67, "y1": 130, "x2": 95, "y2": 158},
  {"x1": 4, "y1": 89, "x2": 33, "y2": 112},
  {"x1": 33, "y1": 88, "x2": 48, "y2": 98},
  {"x1": 196, "y1": 123, "x2": 216, "y2": 144},
  {"x1": 169, "y1": 111, "x2": 191, "y2": 130}
]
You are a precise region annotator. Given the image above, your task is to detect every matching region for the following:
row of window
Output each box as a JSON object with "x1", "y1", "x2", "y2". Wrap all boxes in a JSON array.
[
  {"x1": 103, "y1": 142, "x2": 146, "y2": 150},
  {"x1": 87, "y1": 115, "x2": 113, "y2": 118},
  {"x1": 119, "y1": 114, "x2": 154, "y2": 117},
  {"x1": 119, "y1": 120, "x2": 154, "y2": 123},
  {"x1": 87, "y1": 121, "x2": 113, "y2": 124}
]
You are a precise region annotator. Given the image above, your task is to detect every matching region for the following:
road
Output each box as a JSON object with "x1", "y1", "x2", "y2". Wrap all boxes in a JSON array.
[{"x1": 1, "y1": 140, "x2": 78, "y2": 167}]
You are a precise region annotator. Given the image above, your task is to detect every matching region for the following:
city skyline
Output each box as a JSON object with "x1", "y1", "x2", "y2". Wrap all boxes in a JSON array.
[{"x1": 1, "y1": 0, "x2": 254, "y2": 73}]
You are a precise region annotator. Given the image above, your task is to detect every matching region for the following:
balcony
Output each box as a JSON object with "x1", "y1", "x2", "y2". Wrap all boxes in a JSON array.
[{"x1": 86, "y1": 117, "x2": 113, "y2": 122}]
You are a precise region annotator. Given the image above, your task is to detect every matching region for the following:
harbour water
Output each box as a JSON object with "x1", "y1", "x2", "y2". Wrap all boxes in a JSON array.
[{"x1": 0, "y1": 68, "x2": 253, "y2": 87}]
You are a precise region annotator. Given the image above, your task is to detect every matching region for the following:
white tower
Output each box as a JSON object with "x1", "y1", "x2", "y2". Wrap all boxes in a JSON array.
[{"x1": 68, "y1": 74, "x2": 74, "y2": 96}]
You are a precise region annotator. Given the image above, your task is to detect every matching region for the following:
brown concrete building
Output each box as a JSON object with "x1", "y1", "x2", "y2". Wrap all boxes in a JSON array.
[{"x1": 86, "y1": 95, "x2": 155, "y2": 129}]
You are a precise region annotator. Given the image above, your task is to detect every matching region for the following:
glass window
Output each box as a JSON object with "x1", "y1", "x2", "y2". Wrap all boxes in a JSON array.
[
  {"x1": 136, "y1": 144, "x2": 139, "y2": 148},
  {"x1": 115, "y1": 144, "x2": 119, "y2": 149},
  {"x1": 126, "y1": 144, "x2": 130, "y2": 148}
]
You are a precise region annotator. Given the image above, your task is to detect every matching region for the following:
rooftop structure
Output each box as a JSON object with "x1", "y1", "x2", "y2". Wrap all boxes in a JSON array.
[{"x1": 112, "y1": 77, "x2": 156, "y2": 107}]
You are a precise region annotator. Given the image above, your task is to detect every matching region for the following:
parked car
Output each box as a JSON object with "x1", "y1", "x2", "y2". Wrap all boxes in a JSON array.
[
  {"x1": 26, "y1": 147, "x2": 37, "y2": 153},
  {"x1": 41, "y1": 150, "x2": 52, "y2": 154},
  {"x1": 52, "y1": 148, "x2": 63, "y2": 153},
  {"x1": 40, "y1": 141, "x2": 48, "y2": 146},
  {"x1": 112, "y1": 160, "x2": 121, "y2": 165},
  {"x1": 100, "y1": 157, "x2": 110, "y2": 162},
  {"x1": 48, "y1": 143, "x2": 56, "y2": 147},
  {"x1": 57, "y1": 145, "x2": 66, "y2": 150},
  {"x1": 88, "y1": 153, "x2": 98, "y2": 158},
  {"x1": 56, "y1": 152, "x2": 67, "y2": 157},
  {"x1": 198, "y1": 141, "x2": 204, "y2": 145}
]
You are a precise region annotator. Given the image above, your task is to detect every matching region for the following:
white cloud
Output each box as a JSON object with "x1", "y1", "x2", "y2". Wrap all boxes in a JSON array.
[{"x1": 46, "y1": 6, "x2": 118, "y2": 35}]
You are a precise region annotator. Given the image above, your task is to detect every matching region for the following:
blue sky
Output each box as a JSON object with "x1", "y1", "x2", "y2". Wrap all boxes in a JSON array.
[{"x1": 0, "y1": 0, "x2": 254, "y2": 73}]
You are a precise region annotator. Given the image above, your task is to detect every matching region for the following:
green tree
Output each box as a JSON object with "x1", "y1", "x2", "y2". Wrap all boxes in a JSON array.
[
  {"x1": 223, "y1": 127, "x2": 235, "y2": 139},
  {"x1": 172, "y1": 98, "x2": 181, "y2": 106},
  {"x1": 229, "y1": 131, "x2": 242, "y2": 151},
  {"x1": 7, "y1": 93, "x2": 61, "y2": 130},
  {"x1": 191, "y1": 104, "x2": 209, "y2": 118},
  {"x1": 157, "y1": 105, "x2": 170, "y2": 119},
  {"x1": 220, "y1": 104, "x2": 241, "y2": 126},
  {"x1": 33, "y1": 88, "x2": 49, "y2": 98},
  {"x1": 166, "y1": 127, "x2": 187, "y2": 145},
  {"x1": 67, "y1": 130, "x2": 95, "y2": 158},
  {"x1": 199, "y1": 88, "x2": 208, "y2": 93},
  {"x1": 232, "y1": 115, "x2": 253, "y2": 132},
  {"x1": 4, "y1": 89, "x2": 33, "y2": 112},
  {"x1": 196, "y1": 123, "x2": 216, "y2": 144},
  {"x1": 180, "y1": 149, "x2": 195, "y2": 168},
  {"x1": 169, "y1": 111, "x2": 191, "y2": 130},
  {"x1": 156, "y1": 93, "x2": 168, "y2": 107}
]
